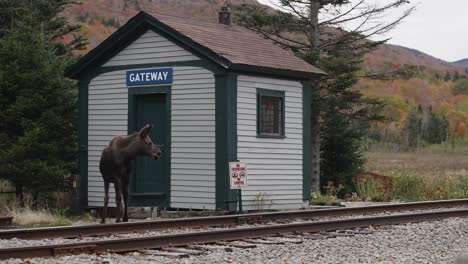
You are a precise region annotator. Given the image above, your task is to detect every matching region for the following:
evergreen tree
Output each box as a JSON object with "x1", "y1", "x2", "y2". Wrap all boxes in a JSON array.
[
  {"x1": 404, "y1": 105, "x2": 423, "y2": 149},
  {"x1": 444, "y1": 71, "x2": 451, "y2": 82},
  {"x1": 235, "y1": 0, "x2": 413, "y2": 194},
  {"x1": 320, "y1": 116, "x2": 366, "y2": 194},
  {"x1": 453, "y1": 70, "x2": 460, "y2": 81},
  {"x1": 0, "y1": 0, "x2": 85, "y2": 205},
  {"x1": 422, "y1": 106, "x2": 446, "y2": 144}
]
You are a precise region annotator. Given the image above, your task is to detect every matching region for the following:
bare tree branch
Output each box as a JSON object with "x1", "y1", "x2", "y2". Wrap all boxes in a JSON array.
[{"x1": 318, "y1": 0, "x2": 365, "y2": 26}]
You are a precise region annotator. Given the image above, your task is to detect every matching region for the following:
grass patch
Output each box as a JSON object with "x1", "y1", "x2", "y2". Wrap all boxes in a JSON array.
[
  {"x1": 353, "y1": 171, "x2": 468, "y2": 202},
  {"x1": 6, "y1": 206, "x2": 72, "y2": 228},
  {"x1": 69, "y1": 212, "x2": 97, "y2": 223},
  {"x1": 311, "y1": 182, "x2": 343, "y2": 204},
  {"x1": 361, "y1": 150, "x2": 468, "y2": 202},
  {"x1": 391, "y1": 173, "x2": 426, "y2": 201}
]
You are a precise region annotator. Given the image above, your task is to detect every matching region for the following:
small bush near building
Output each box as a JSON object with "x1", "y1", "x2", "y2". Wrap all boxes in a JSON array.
[
  {"x1": 353, "y1": 172, "x2": 393, "y2": 202},
  {"x1": 311, "y1": 182, "x2": 343, "y2": 204}
]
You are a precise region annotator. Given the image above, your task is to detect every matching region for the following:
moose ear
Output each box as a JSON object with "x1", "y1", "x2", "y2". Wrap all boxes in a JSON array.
[{"x1": 138, "y1": 124, "x2": 153, "y2": 138}]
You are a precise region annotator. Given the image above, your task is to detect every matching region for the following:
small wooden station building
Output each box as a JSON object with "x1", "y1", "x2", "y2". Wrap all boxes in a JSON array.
[{"x1": 66, "y1": 9, "x2": 325, "y2": 211}]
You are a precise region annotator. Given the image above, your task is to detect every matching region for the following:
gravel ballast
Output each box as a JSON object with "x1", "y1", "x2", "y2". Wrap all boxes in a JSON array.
[{"x1": 2, "y1": 217, "x2": 468, "y2": 264}]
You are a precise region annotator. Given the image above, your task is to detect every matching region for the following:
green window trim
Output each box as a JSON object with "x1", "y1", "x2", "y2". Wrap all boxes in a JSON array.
[{"x1": 256, "y1": 88, "x2": 286, "y2": 138}]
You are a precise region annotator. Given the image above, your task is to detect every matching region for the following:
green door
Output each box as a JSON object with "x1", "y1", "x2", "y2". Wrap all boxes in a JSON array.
[{"x1": 131, "y1": 93, "x2": 170, "y2": 207}]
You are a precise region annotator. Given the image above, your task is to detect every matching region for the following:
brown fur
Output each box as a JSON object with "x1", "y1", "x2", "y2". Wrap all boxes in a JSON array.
[{"x1": 99, "y1": 124, "x2": 161, "y2": 223}]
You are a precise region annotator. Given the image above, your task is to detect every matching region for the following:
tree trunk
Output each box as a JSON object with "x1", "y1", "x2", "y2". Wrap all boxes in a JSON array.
[
  {"x1": 310, "y1": 94, "x2": 321, "y2": 193},
  {"x1": 309, "y1": 0, "x2": 321, "y2": 194}
]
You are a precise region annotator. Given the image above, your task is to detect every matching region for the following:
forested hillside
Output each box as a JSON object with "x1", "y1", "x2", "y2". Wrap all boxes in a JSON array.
[
  {"x1": 360, "y1": 43, "x2": 468, "y2": 149},
  {"x1": 64, "y1": 0, "x2": 468, "y2": 148},
  {"x1": 63, "y1": 0, "x2": 262, "y2": 51},
  {"x1": 454, "y1": 58, "x2": 468, "y2": 68}
]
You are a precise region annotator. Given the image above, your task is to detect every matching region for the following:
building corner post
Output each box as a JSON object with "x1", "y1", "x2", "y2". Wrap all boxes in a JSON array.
[
  {"x1": 302, "y1": 81, "x2": 313, "y2": 201},
  {"x1": 78, "y1": 78, "x2": 90, "y2": 212},
  {"x1": 215, "y1": 72, "x2": 238, "y2": 211}
]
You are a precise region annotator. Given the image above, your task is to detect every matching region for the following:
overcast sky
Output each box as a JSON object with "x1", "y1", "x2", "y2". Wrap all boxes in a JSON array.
[{"x1": 256, "y1": 0, "x2": 468, "y2": 62}]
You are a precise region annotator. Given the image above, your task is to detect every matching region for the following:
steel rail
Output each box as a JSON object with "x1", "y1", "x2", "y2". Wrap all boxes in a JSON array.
[
  {"x1": 0, "y1": 199, "x2": 467, "y2": 240},
  {"x1": 0, "y1": 209, "x2": 467, "y2": 260}
]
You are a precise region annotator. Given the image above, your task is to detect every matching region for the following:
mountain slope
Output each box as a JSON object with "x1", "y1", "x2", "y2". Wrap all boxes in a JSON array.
[
  {"x1": 454, "y1": 58, "x2": 468, "y2": 68},
  {"x1": 363, "y1": 44, "x2": 464, "y2": 75}
]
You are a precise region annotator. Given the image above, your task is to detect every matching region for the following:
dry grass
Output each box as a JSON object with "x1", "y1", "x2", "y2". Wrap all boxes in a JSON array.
[
  {"x1": 366, "y1": 150, "x2": 468, "y2": 177},
  {"x1": 6, "y1": 206, "x2": 71, "y2": 227},
  {"x1": 364, "y1": 150, "x2": 468, "y2": 201},
  {"x1": 0, "y1": 179, "x2": 73, "y2": 227}
]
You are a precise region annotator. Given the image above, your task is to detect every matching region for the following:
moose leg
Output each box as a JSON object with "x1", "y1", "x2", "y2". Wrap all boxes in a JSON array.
[
  {"x1": 122, "y1": 179, "x2": 129, "y2": 222},
  {"x1": 114, "y1": 180, "x2": 123, "y2": 223},
  {"x1": 101, "y1": 181, "x2": 110, "y2": 224}
]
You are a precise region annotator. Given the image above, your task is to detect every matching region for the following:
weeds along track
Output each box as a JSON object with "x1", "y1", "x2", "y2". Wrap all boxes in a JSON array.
[
  {"x1": 0, "y1": 199, "x2": 467, "y2": 241},
  {"x1": 0, "y1": 208, "x2": 467, "y2": 260}
]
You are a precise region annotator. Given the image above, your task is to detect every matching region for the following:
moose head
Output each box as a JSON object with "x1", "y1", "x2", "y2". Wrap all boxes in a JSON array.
[{"x1": 137, "y1": 124, "x2": 161, "y2": 160}]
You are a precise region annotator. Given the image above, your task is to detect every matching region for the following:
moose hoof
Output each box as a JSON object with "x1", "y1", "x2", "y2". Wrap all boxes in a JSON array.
[
  {"x1": 100, "y1": 219, "x2": 106, "y2": 224},
  {"x1": 116, "y1": 219, "x2": 122, "y2": 223}
]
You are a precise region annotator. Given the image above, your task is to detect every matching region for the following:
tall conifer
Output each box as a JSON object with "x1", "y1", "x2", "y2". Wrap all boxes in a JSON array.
[{"x1": 0, "y1": 0, "x2": 85, "y2": 205}]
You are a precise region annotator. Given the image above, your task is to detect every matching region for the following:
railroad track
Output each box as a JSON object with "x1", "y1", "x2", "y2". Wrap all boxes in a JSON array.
[
  {"x1": 0, "y1": 208, "x2": 467, "y2": 260},
  {"x1": 1, "y1": 199, "x2": 467, "y2": 240}
]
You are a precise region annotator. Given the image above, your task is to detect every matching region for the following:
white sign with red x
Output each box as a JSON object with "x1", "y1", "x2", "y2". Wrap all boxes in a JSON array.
[{"x1": 229, "y1": 161, "x2": 248, "y2": 189}]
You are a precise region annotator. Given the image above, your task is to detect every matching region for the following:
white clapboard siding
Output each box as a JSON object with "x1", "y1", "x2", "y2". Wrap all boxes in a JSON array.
[
  {"x1": 88, "y1": 72, "x2": 127, "y2": 207},
  {"x1": 103, "y1": 30, "x2": 199, "y2": 66},
  {"x1": 170, "y1": 68, "x2": 216, "y2": 209},
  {"x1": 237, "y1": 75, "x2": 303, "y2": 210},
  {"x1": 87, "y1": 66, "x2": 216, "y2": 209}
]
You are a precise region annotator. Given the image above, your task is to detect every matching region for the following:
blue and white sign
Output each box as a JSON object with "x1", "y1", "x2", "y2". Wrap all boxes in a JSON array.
[{"x1": 126, "y1": 68, "x2": 173, "y2": 86}]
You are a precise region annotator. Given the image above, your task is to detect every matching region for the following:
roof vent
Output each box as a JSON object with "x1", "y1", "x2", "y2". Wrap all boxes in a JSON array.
[{"x1": 219, "y1": 2, "x2": 231, "y2": 25}]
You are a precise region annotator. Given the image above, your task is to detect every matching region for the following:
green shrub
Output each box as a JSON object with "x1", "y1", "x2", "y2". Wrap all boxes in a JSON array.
[
  {"x1": 392, "y1": 173, "x2": 426, "y2": 201},
  {"x1": 453, "y1": 79, "x2": 468, "y2": 95},
  {"x1": 424, "y1": 175, "x2": 468, "y2": 200},
  {"x1": 458, "y1": 176, "x2": 468, "y2": 197},
  {"x1": 353, "y1": 172, "x2": 393, "y2": 201},
  {"x1": 425, "y1": 176, "x2": 454, "y2": 200}
]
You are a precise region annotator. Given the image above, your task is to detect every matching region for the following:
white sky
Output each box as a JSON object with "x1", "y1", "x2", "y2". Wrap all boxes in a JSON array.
[{"x1": 256, "y1": 0, "x2": 468, "y2": 62}]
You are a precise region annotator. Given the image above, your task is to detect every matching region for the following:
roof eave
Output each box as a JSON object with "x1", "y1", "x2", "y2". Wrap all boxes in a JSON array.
[{"x1": 229, "y1": 63, "x2": 326, "y2": 81}]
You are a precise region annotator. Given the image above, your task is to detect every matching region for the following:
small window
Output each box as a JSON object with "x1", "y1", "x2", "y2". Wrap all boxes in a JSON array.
[{"x1": 257, "y1": 89, "x2": 285, "y2": 138}]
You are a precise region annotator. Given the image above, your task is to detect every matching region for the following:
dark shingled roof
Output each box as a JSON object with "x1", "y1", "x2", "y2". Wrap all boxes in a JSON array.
[
  {"x1": 151, "y1": 12, "x2": 325, "y2": 75},
  {"x1": 66, "y1": 11, "x2": 325, "y2": 79}
]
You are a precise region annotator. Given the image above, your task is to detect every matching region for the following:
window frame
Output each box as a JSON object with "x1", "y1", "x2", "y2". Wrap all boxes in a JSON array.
[{"x1": 256, "y1": 88, "x2": 286, "y2": 138}]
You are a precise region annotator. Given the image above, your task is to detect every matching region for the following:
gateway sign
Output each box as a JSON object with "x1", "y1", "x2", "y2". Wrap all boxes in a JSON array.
[{"x1": 126, "y1": 68, "x2": 173, "y2": 86}]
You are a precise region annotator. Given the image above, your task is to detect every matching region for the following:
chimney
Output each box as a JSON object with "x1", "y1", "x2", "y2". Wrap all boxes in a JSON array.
[{"x1": 219, "y1": 3, "x2": 231, "y2": 25}]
